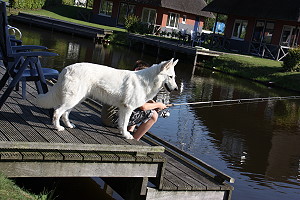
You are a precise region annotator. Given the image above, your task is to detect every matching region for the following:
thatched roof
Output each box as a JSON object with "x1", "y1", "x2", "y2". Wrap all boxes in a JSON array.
[
  {"x1": 202, "y1": 0, "x2": 300, "y2": 22},
  {"x1": 127, "y1": 0, "x2": 214, "y2": 18}
]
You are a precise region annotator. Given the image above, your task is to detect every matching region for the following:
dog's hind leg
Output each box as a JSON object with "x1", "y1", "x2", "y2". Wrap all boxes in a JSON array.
[
  {"x1": 53, "y1": 107, "x2": 67, "y2": 131},
  {"x1": 62, "y1": 109, "x2": 75, "y2": 129},
  {"x1": 118, "y1": 108, "x2": 134, "y2": 139},
  {"x1": 53, "y1": 98, "x2": 82, "y2": 131}
]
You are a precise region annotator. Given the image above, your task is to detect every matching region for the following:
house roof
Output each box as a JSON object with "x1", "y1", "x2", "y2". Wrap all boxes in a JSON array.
[
  {"x1": 202, "y1": 0, "x2": 300, "y2": 22},
  {"x1": 127, "y1": 0, "x2": 214, "y2": 18},
  {"x1": 160, "y1": 0, "x2": 214, "y2": 18}
]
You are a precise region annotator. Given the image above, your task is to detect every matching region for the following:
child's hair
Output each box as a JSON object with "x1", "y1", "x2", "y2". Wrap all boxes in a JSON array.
[{"x1": 133, "y1": 60, "x2": 150, "y2": 71}]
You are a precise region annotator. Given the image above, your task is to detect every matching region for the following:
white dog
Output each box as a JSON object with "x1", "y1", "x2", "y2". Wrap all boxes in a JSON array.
[{"x1": 36, "y1": 58, "x2": 178, "y2": 139}]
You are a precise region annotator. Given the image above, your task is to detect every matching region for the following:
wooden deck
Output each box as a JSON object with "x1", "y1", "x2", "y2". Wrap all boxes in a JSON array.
[
  {"x1": 0, "y1": 66, "x2": 233, "y2": 200},
  {"x1": 128, "y1": 34, "x2": 223, "y2": 58}
]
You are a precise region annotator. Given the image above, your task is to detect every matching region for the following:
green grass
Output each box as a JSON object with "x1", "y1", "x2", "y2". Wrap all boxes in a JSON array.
[
  {"x1": 8, "y1": 5, "x2": 126, "y2": 32},
  {"x1": 0, "y1": 173, "x2": 49, "y2": 200},
  {"x1": 204, "y1": 54, "x2": 300, "y2": 92}
]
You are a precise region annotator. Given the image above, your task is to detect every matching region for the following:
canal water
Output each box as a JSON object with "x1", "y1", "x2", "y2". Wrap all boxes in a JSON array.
[{"x1": 11, "y1": 22, "x2": 300, "y2": 200}]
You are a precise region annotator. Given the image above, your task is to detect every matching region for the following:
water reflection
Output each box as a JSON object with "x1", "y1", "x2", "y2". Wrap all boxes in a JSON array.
[{"x1": 12, "y1": 22, "x2": 300, "y2": 200}]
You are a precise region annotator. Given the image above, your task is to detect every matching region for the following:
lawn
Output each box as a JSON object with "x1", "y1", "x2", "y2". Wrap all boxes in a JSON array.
[
  {"x1": 204, "y1": 54, "x2": 300, "y2": 92},
  {"x1": 8, "y1": 5, "x2": 126, "y2": 32},
  {"x1": 0, "y1": 173, "x2": 49, "y2": 200}
]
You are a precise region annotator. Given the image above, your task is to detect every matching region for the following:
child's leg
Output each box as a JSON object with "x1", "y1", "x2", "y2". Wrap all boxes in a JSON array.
[{"x1": 133, "y1": 111, "x2": 158, "y2": 141}]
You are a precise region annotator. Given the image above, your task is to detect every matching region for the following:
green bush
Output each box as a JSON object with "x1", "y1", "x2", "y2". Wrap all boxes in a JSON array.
[
  {"x1": 124, "y1": 15, "x2": 150, "y2": 34},
  {"x1": 283, "y1": 47, "x2": 300, "y2": 71},
  {"x1": 8, "y1": 0, "x2": 74, "y2": 9}
]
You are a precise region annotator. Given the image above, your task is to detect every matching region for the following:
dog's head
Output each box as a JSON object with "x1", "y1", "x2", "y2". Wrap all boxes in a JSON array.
[{"x1": 159, "y1": 58, "x2": 178, "y2": 92}]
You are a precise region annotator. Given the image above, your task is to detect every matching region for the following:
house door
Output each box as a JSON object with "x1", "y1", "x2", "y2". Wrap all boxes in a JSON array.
[{"x1": 117, "y1": 3, "x2": 135, "y2": 26}]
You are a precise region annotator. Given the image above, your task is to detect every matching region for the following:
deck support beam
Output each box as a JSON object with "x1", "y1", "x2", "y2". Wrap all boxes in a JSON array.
[{"x1": 0, "y1": 162, "x2": 160, "y2": 178}]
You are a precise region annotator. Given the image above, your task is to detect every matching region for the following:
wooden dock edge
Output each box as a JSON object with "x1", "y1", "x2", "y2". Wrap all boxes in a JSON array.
[
  {"x1": 143, "y1": 132, "x2": 235, "y2": 184},
  {"x1": 0, "y1": 141, "x2": 165, "y2": 156}
]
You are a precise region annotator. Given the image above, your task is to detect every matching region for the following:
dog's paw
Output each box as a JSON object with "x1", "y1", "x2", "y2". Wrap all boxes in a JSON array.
[
  {"x1": 66, "y1": 123, "x2": 76, "y2": 129},
  {"x1": 123, "y1": 132, "x2": 134, "y2": 140},
  {"x1": 56, "y1": 125, "x2": 65, "y2": 131}
]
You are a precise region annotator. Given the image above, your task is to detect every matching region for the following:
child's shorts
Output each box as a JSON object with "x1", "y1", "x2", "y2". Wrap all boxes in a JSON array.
[{"x1": 128, "y1": 108, "x2": 154, "y2": 126}]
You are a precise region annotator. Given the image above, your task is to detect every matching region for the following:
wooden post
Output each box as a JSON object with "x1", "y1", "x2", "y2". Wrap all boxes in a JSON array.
[
  {"x1": 192, "y1": 53, "x2": 198, "y2": 75},
  {"x1": 104, "y1": 183, "x2": 113, "y2": 196},
  {"x1": 294, "y1": 26, "x2": 299, "y2": 47}
]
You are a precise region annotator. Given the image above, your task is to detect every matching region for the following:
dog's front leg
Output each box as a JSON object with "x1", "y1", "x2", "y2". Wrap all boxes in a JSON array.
[{"x1": 118, "y1": 108, "x2": 134, "y2": 139}]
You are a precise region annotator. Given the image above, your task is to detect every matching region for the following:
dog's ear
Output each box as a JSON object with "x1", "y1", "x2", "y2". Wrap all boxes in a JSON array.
[
  {"x1": 160, "y1": 59, "x2": 173, "y2": 71},
  {"x1": 173, "y1": 59, "x2": 179, "y2": 66}
]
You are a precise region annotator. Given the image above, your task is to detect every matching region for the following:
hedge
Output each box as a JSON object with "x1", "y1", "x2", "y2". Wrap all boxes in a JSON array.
[{"x1": 9, "y1": 0, "x2": 75, "y2": 9}]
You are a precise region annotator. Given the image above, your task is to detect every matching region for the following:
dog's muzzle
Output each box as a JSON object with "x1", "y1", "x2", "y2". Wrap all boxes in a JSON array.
[{"x1": 164, "y1": 83, "x2": 178, "y2": 92}]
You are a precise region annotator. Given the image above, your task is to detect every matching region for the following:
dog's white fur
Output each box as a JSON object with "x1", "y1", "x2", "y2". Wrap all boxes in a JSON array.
[{"x1": 36, "y1": 59, "x2": 178, "y2": 139}]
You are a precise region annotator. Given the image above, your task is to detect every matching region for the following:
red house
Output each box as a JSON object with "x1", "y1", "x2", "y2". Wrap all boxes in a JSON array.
[
  {"x1": 203, "y1": 0, "x2": 300, "y2": 60},
  {"x1": 91, "y1": 0, "x2": 213, "y2": 33}
]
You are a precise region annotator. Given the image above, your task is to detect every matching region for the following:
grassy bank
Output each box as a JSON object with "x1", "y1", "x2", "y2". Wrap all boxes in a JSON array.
[
  {"x1": 0, "y1": 173, "x2": 48, "y2": 200},
  {"x1": 8, "y1": 5, "x2": 125, "y2": 32},
  {"x1": 204, "y1": 54, "x2": 300, "y2": 92}
]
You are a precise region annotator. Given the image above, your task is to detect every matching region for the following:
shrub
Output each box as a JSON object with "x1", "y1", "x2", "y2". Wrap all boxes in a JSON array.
[
  {"x1": 8, "y1": 0, "x2": 72, "y2": 9},
  {"x1": 283, "y1": 47, "x2": 300, "y2": 71},
  {"x1": 124, "y1": 15, "x2": 150, "y2": 34}
]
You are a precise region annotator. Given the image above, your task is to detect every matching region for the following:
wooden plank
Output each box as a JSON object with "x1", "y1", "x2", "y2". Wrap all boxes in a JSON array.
[
  {"x1": 80, "y1": 151, "x2": 102, "y2": 161},
  {"x1": 148, "y1": 153, "x2": 166, "y2": 162},
  {"x1": 160, "y1": 177, "x2": 178, "y2": 190},
  {"x1": 165, "y1": 158, "x2": 207, "y2": 190},
  {"x1": 166, "y1": 154, "x2": 223, "y2": 190},
  {"x1": 0, "y1": 128, "x2": 9, "y2": 141},
  {"x1": 100, "y1": 153, "x2": 119, "y2": 162},
  {"x1": 0, "y1": 104, "x2": 28, "y2": 142},
  {"x1": 146, "y1": 188, "x2": 226, "y2": 200},
  {"x1": 0, "y1": 150, "x2": 22, "y2": 160},
  {"x1": 135, "y1": 155, "x2": 153, "y2": 162},
  {"x1": 75, "y1": 102, "x2": 133, "y2": 145},
  {"x1": 81, "y1": 98, "x2": 145, "y2": 146},
  {"x1": 55, "y1": 114, "x2": 100, "y2": 144},
  {"x1": 67, "y1": 105, "x2": 115, "y2": 145},
  {"x1": 60, "y1": 151, "x2": 83, "y2": 161},
  {"x1": 7, "y1": 91, "x2": 66, "y2": 143},
  {"x1": 24, "y1": 84, "x2": 83, "y2": 144},
  {"x1": 117, "y1": 153, "x2": 137, "y2": 162},
  {"x1": 163, "y1": 169, "x2": 192, "y2": 190},
  {"x1": 20, "y1": 150, "x2": 44, "y2": 160},
  {"x1": 0, "y1": 141, "x2": 164, "y2": 153},
  {"x1": 40, "y1": 150, "x2": 64, "y2": 161},
  {"x1": 5, "y1": 93, "x2": 48, "y2": 143},
  {"x1": 0, "y1": 162, "x2": 161, "y2": 177}
]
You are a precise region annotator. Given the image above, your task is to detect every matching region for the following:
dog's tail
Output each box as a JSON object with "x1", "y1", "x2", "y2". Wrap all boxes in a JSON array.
[{"x1": 36, "y1": 81, "x2": 61, "y2": 109}]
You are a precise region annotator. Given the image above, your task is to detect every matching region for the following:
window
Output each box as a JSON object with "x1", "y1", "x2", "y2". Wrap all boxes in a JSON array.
[
  {"x1": 99, "y1": 0, "x2": 113, "y2": 16},
  {"x1": 252, "y1": 21, "x2": 265, "y2": 42},
  {"x1": 263, "y1": 22, "x2": 274, "y2": 43},
  {"x1": 252, "y1": 20, "x2": 274, "y2": 44},
  {"x1": 141, "y1": 8, "x2": 157, "y2": 24},
  {"x1": 232, "y1": 19, "x2": 248, "y2": 40},
  {"x1": 167, "y1": 12, "x2": 180, "y2": 28},
  {"x1": 280, "y1": 25, "x2": 300, "y2": 47},
  {"x1": 117, "y1": 3, "x2": 135, "y2": 26},
  {"x1": 182, "y1": 15, "x2": 186, "y2": 24}
]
